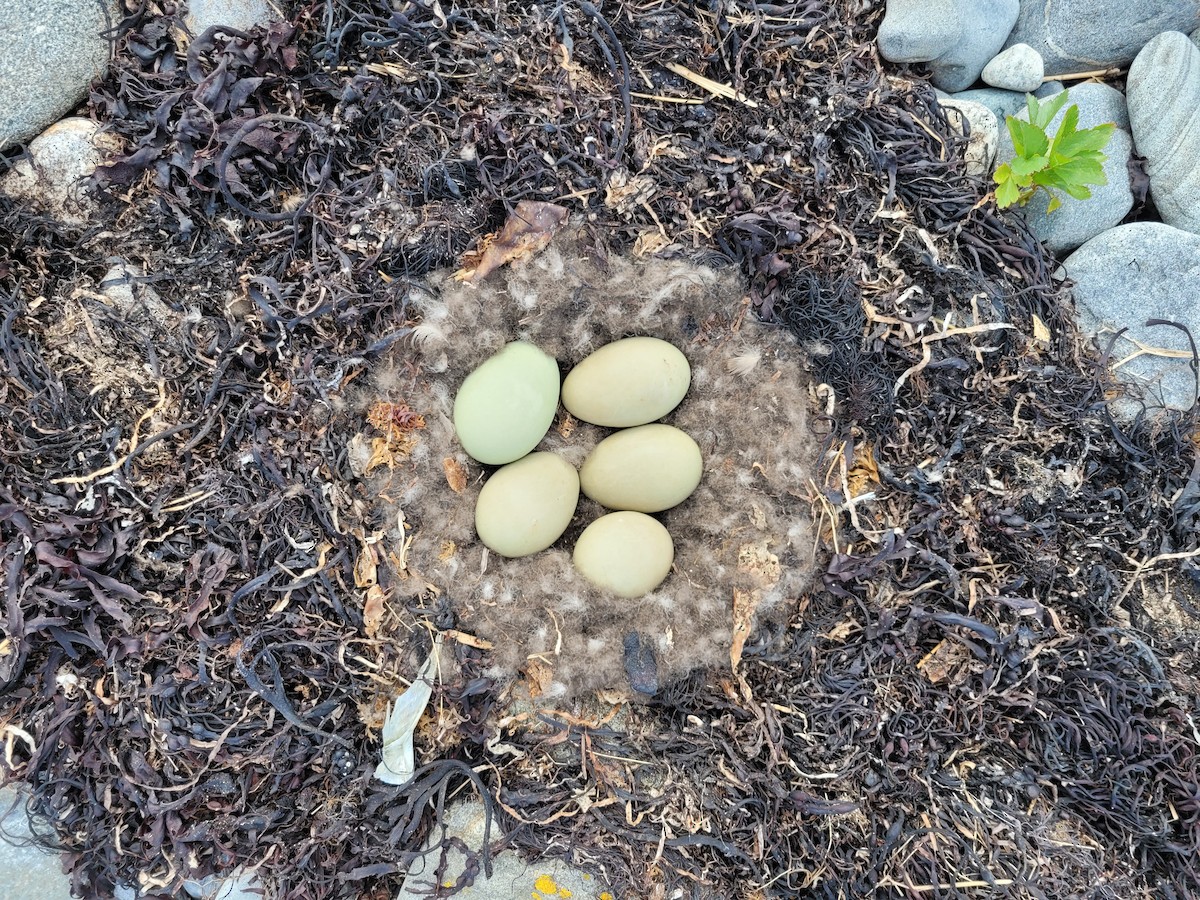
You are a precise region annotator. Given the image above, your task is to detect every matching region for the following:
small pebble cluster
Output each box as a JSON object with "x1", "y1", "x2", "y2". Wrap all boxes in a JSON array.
[{"x1": 453, "y1": 336, "x2": 702, "y2": 598}]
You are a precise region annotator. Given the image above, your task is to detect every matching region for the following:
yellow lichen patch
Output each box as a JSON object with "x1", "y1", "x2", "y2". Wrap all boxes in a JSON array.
[
  {"x1": 534, "y1": 875, "x2": 559, "y2": 893},
  {"x1": 600, "y1": 893, "x2": 614, "y2": 900}
]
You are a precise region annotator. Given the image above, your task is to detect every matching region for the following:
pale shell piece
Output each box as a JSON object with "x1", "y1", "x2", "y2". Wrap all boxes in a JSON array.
[{"x1": 375, "y1": 636, "x2": 441, "y2": 786}]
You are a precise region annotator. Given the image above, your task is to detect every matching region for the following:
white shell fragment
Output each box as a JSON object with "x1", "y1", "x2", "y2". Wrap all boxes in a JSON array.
[{"x1": 374, "y1": 635, "x2": 442, "y2": 786}]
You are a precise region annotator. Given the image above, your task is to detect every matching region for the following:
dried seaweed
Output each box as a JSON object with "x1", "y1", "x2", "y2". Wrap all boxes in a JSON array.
[{"x1": 1, "y1": 1, "x2": 1198, "y2": 899}]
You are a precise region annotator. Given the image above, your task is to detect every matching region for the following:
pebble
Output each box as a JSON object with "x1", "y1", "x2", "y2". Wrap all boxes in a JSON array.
[
  {"x1": 574, "y1": 512, "x2": 675, "y2": 598},
  {"x1": 1127, "y1": 30, "x2": 1200, "y2": 235},
  {"x1": 928, "y1": 0, "x2": 1021, "y2": 92},
  {"x1": 982, "y1": 43, "x2": 1044, "y2": 91},
  {"x1": 995, "y1": 84, "x2": 1133, "y2": 252},
  {"x1": 453, "y1": 342, "x2": 559, "y2": 465},
  {"x1": 562, "y1": 337, "x2": 690, "y2": 428},
  {"x1": 950, "y1": 87, "x2": 1030, "y2": 121},
  {"x1": 0, "y1": 117, "x2": 121, "y2": 225},
  {"x1": 580, "y1": 424, "x2": 703, "y2": 513},
  {"x1": 1003, "y1": 0, "x2": 1200, "y2": 76},
  {"x1": 0, "y1": 1, "x2": 116, "y2": 149},
  {"x1": 937, "y1": 98, "x2": 999, "y2": 176},
  {"x1": 876, "y1": 0, "x2": 962, "y2": 63},
  {"x1": 396, "y1": 799, "x2": 613, "y2": 899},
  {"x1": 186, "y1": 0, "x2": 279, "y2": 34},
  {"x1": 1061, "y1": 222, "x2": 1200, "y2": 414},
  {"x1": 475, "y1": 453, "x2": 579, "y2": 558}
]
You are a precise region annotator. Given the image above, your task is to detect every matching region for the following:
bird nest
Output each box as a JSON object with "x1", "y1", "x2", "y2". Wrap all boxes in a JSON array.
[{"x1": 350, "y1": 227, "x2": 819, "y2": 698}]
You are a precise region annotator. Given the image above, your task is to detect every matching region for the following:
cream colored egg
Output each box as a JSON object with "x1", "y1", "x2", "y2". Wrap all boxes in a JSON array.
[
  {"x1": 561, "y1": 337, "x2": 690, "y2": 427},
  {"x1": 453, "y1": 342, "x2": 560, "y2": 465},
  {"x1": 572, "y1": 511, "x2": 674, "y2": 598},
  {"x1": 579, "y1": 424, "x2": 702, "y2": 513},
  {"x1": 475, "y1": 453, "x2": 580, "y2": 558}
]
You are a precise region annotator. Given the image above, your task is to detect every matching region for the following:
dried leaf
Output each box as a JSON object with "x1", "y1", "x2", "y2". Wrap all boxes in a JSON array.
[
  {"x1": 730, "y1": 588, "x2": 761, "y2": 671},
  {"x1": 454, "y1": 200, "x2": 568, "y2": 281},
  {"x1": 363, "y1": 585, "x2": 386, "y2": 637},
  {"x1": 525, "y1": 658, "x2": 555, "y2": 699},
  {"x1": 442, "y1": 457, "x2": 467, "y2": 493},
  {"x1": 1032, "y1": 314, "x2": 1051, "y2": 345},
  {"x1": 375, "y1": 636, "x2": 441, "y2": 786}
]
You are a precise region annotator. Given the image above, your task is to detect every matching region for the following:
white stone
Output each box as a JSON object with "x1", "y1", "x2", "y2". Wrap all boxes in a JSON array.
[
  {"x1": 938, "y1": 98, "x2": 999, "y2": 175},
  {"x1": 396, "y1": 799, "x2": 614, "y2": 899},
  {"x1": 0, "y1": 118, "x2": 121, "y2": 225},
  {"x1": 185, "y1": 0, "x2": 280, "y2": 34},
  {"x1": 982, "y1": 43, "x2": 1045, "y2": 91}
]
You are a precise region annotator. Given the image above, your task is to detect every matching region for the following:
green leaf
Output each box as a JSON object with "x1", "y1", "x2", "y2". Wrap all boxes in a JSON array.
[
  {"x1": 1025, "y1": 93, "x2": 1040, "y2": 126},
  {"x1": 1046, "y1": 194, "x2": 1063, "y2": 213},
  {"x1": 1010, "y1": 154, "x2": 1049, "y2": 177},
  {"x1": 1050, "y1": 155, "x2": 1107, "y2": 186},
  {"x1": 1010, "y1": 119, "x2": 1049, "y2": 158},
  {"x1": 1005, "y1": 115, "x2": 1026, "y2": 157},
  {"x1": 1055, "y1": 121, "x2": 1116, "y2": 159},
  {"x1": 1033, "y1": 90, "x2": 1070, "y2": 129},
  {"x1": 996, "y1": 177, "x2": 1020, "y2": 208},
  {"x1": 1048, "y1": 105, "x2": 1080, "y2": 155}
]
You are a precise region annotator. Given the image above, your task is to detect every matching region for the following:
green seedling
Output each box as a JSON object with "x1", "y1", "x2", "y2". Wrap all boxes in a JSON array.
[{"x1": 993, "y1": 91, "x2": 1116, "y2": 213}]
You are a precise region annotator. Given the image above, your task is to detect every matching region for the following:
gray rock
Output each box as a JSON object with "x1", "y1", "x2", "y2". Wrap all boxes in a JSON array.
[
  {"x1": 0, "y1": 1, "x2": 117, "y2": 150},
  {"x1": 938, "y1": 98, "x2": 1000, "y2": 175},
  {"x1": 0, "y1": 787, "x2": 74, "y2": 900},
  {"x1": 928, "y1": 0, "x2": 1021, "y2": 91},
  {"x1": 1004, "y1": 0, "x2": 1200, "y2": 76},
  {"x1": 877, "y1": 0, "x2": 962, "y2": 63},
  {"x1": 996, "y1": 84, "x2": 1133, "y2": 252},
  {"x1": 1061, "y1": 222, "x2": 1200, "y2": 414},
  {"x1": 951, "y1": 87, "x2": 1029, "y2": 121},
  {"x1": 1127, "y1": 31, "x2": 1200, "y2": 235},
  {"x1": 1055, "y1": 81, "x2": 1130, "y2": 130},
  {"x1": 1193, "y1": 26, "x2": 1200, "y2": 47},
  {"x1": 183, "y1": 870, "x2": 263, "y2": 899},
  {"x1": 396, "y1": 799, "x2": 614, "y2": 899},
  {"x1": 983, "y1": 43, "x2": 1045, "y2": 90},
  {"x1": 1035, "y1": 79, "x2": 1064, "y2": 97},
  {"x1": 186, "y1": 0, "x2": 280, "y2": 34},
  {"x1": 0, "y1": 118, "x2": 121, "y2": 225}
]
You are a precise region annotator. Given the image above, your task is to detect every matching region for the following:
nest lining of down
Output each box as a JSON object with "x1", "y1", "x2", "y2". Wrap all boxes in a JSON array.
[{"x1": 358, "y1": 230, "x2": 819, "y2": 698}]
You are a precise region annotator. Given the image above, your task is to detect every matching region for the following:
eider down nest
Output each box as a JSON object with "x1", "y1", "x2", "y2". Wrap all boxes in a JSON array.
[{"x1": 353, "y1": 230, "x2": 820, "y2": 697}]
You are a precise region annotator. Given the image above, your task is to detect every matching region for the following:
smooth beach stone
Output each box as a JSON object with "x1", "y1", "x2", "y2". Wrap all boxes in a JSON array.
[
  {"x1": 562, "y1": 337, "x2": 690, "y2": 427},
  {"x1": 453, "y1": 342, "x2": 559, "y2": 465},
  {"x1": 573, "y1": 511, "x2": 674, "y2": 598},
  {"x1": 579, "y1": 424, "x2": 702, "y2": 513},
  {"x1": 475, "y1": 453, "x2": 579, "y2": 558}
]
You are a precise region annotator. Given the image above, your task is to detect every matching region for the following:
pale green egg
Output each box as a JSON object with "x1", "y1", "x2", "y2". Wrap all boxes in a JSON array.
[
  {"x1": 572, "y1": 511, "x2": 674, "y2": 597},
  {"x1": 475, "y1": 452, "x2": 580, "y2": 558},
  {"x1": 561, "y1": 337, "x2": 690, "y2": 427},
  {"x1": 453, "y1": 342, "x2": 560, "y2": 465},
  {"x1": 579, "y1": 424, "x2": 702, "y2": 513}
]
